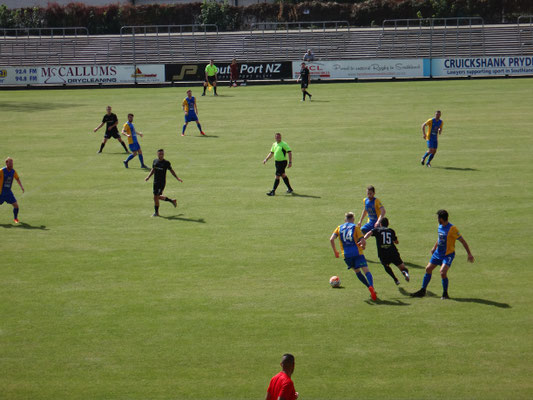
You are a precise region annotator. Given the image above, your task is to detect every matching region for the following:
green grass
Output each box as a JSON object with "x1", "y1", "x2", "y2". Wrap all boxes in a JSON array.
[{"x1": 0, "y1": 79, "x2": 532, "y2": 400}]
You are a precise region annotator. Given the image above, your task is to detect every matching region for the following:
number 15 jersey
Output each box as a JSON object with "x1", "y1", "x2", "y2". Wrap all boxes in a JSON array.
[{"x1": 371, "y1": 226, "x2": 400, "y2": 258}]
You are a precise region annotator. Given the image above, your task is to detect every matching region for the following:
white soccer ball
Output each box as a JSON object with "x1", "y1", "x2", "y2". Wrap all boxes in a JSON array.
[{"x1": 329, "y1": 276, "x2": 341, "y2": 288}]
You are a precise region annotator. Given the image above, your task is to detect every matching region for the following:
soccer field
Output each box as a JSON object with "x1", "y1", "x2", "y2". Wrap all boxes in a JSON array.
[{"x1": 1, "y1": 79, "x2": 532, "y2": 400}]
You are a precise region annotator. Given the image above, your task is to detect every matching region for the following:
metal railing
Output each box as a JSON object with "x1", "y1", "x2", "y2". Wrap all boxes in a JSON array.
[
  {"x1": 378, "y1": 17, "x2": 485, "y2": 58},
  {"x1": 518, "y1": 16, "x2": 533, "y2": 55},
  {"x1": 244, "y1": 21, "x2": 350, "y2": 61},
  {"x1": 119, "y1": 24, "x2": 218, "y2": 64}
]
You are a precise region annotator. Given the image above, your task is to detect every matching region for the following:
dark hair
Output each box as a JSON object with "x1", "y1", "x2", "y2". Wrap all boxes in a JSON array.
[
  {"x1": 367, "y1": 185, "x2": 375, "y2": 193},
  {"x1": 128, "y1": 113, "x2": 133, "y2": 117},
  {"x1": 437, "y1": 209, "x2": 449, "y2": 221},
  {"x1": 381, "y1": 217, "x2": 389, "y2": 227},
  {"x1": 157, "y1": 149, "x2": 164, "y2": 153},
  {"x1": 281, "y1": 353, "x2": 295, "y2": 366}
]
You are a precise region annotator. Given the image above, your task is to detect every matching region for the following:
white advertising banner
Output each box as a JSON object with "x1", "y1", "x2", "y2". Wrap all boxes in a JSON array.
[
  {"x1": 292, "y1": 59, "x2": 426, "y2": 79},
  {"x1": 431, "y1": 56, "x2": 533, "y2": 77},
  {"x1": 0, "y1": 64, "x2": 165, "y2": 85}
]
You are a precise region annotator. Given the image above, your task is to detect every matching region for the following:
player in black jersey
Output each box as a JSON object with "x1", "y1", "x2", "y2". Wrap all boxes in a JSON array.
[
  {"x1": 93, "y1": 106, "x2": 129, "y2": 154},
  {"x1": 364, "y1": 218, "x2": 410, "y2": 285},
  {"x1": 297, "y1": 62, "x2": 312, "y2": 102},
  {"x1": 144, "y1": 149, "x2": 183, "y2": 217}
]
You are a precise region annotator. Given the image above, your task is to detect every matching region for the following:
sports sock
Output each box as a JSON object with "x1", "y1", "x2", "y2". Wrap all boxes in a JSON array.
[
  {"x1": 355, "y1": 271, "x2": 370, "y2": 287},
  {"x1": 13, "y1": 207, "x2": 19, "y2": 219},
  {"x1": 197, "y1": 123, "x2": 202, "y2": 132},
  {"x1": 273, "y1": 179, "x2": 280, "y2": 191},
  {"x1": 154, "y1": 205, "x2": 159, "y2": 214},
  {"x1": 427, "y1": 153, "x2": 435, "y2": 164},
  {"x1": 305, "y1": 90, "x2": 311, "y2": 97},
  {"x1": 203, "y1": 86, "x2": 206, "y2": 95},
  {"x1": 365, "y1": 271, "x2": 374, "y2": 287},
  {"x1": 125, "y1": 153, "x2": 135, "y2": 163},
  {"x1": 442, "y1": 277, "x2": 449, "y2": 292},
  {"x1": 139, "y1": 154, "x2": 144, "y2": 166},
  {"x1": 422, "y1": 151, "x2": 430, "y2": 161},
  {"x1": 214, "y1": 86, "x2": 217, "y2": 94},
  {"x1": 120, "y1": 141, "x2": 129, "y2": 152},
  {"x1": 422, "y1": 273, "x2": 432, "y2": 289},
  {"x1": 282, "y1": 177, "x2": 292, "y2": 190},
  {"x1": 99, "y1": 143, "x2": 105, "y2": 152},
  {"x1": 182, "y1": 124, "x2": 187, "y2": 134},
  {"x1": 164, "y1": 197, "x2": 173, "y2": 203},
  {"x1": 302, "y1": 92, "x2": 306, "y2": 100},
  {"x1": 383, "y1": 265, "x2": 398, "y2": 282}
]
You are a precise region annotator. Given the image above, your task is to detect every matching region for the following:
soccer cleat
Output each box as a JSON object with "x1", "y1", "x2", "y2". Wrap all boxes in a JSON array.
[
  {"x1": 420, "y1": 158, "x2": 425, "y2": 165},
  {"x1": 395, "y1": 280, "x2": 400, "y2": 286},
  {"x1": 402, "y1": 270, "x2": 410, "y2": 282},
  {"x1": 13, "y1": 218, "x2": 19, "y2": 224},
  {"x1": 410, "y1": 288, "x2": 427, "y2": 298},
  {"x1": 369, "y1": 286, "x2": 378, "y2": 301},
  {"x1": 266, "y1": 190, "x2": 275, "y2": 196},
  {"x1": 426, "y1": 163, "x2": 432, "y2": 168},
  {"x1": 200, "y1": 131, "x2": 206, "y2": 136},
  {"x1": 201, "y1": 93, "x2": 205, "y2": 96},
  {"x1": 441, "y1": 292, "x2": 450, "y2": 300},
  {"x1": 152, "y1": 213, "x2": 159, "y2": 217},
  {"x1": 141, "y1": 165, "x2": 149, "y2": 169},
  {"x1": 286, "y1": 189, "x2": 293, "y2": 194},
  {"x1": 97, "y1": 150, "x2": 102, "y2": 154},
  {"x1": 309, "y1": 94, "x2": 312, "y2": 101},
  {"x1": 214, "y1": 93, "x2": 218, "y2": 96},
  {"x1": 123, "y1": 161, "x2": 128, "y2": 168},
  {"x1": 172, "y1": 199, "x2": 177, "y2": 208}
]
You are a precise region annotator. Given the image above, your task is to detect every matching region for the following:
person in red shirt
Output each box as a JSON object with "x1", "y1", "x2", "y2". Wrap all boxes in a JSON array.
[
  {"x1": 266, "y1": 354, "x2": 299, "y2": 400},
  {"x1": 229, "y1": 58, "x2": 239, "y2": 87}
]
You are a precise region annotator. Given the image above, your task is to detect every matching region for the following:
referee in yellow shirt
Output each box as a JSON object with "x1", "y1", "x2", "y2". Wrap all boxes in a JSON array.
[
  {"x1": 263, "y1": 133, "x2": 294, "y2": 196},
  {"x1": 203, "y1": 59, "x2": 218, "y2": 96}
]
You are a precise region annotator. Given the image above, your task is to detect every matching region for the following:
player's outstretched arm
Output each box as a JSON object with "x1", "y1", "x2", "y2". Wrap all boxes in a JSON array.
[
  {"x1": 194, "y1": 99, "x2": 199, "y2": 115},
  {"x1": 263, "y1": 152, "x2": 273, "y2": 164},
  {"x1": 121, "y1": 129, "x2": 129, "y2": 137},
  {"x1": 145, "y1": 169, "x2": 154, "y2": 181},
  {"x1": 287, "y1": 151, "x2": 292, "y2": 168},
  {"x1": 375, "y1": 206, "x2": 386, "y2": 227},
  {"x1": 170, "y1": 169, "x2": 183, "y2": 183},
  {"x1": 329, "y1": 233, "x2": 340, "y2": 258},
  {"x1": 94, "y1": 122, "x2": 104, "y2": 132},
  {"x1": 363, "y1": 230, "x2": 374, "y2": 240},
  {"x1": 430, "y1": 240, "x2": 438, "y2": 254},
  {"x1": 357, "y1": 210, "x2": 367, "y2": 227},
  {"x1": 458, "y1": 236, "x2": 474, "y2": 262},
  {"x1": 16, "y1": 176, "x2": 24, "y2": 193},
  {"x1": 421, "y1": 122, "x2": 427, "y2": 138}
]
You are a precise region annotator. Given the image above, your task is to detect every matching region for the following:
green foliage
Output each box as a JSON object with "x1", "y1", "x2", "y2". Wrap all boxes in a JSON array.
[{"x1": 199, "y1": 0, "x2": 238, "y2": 31}]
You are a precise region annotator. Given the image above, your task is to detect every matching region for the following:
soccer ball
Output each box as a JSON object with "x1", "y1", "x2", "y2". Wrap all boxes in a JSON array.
[{"x1": 329, "y1": 276, "x2": 341, "y2": 288}]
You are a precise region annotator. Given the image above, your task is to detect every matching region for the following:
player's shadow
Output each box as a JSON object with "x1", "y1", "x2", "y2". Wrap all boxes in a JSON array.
[
  {"x1": 0, "y1": 222, "x2": 49, "y2": 230},
  {"x1": 398, "y1": 287, "x2": 438, "y2": 298},
  {"x1": 449, "y1": 297, "x2": 511, "y2": 308},
  {"x1": 434, "y1": 166, "x2": 479, "y2": 171},
  {"x1": 306, "y1": 99, "x2": 329, "y2": 103},
  {"x1": 160, "y1": 214, "x2": 206, "y2": 223},
  {"x1": 0, "y1": 102, "x2": 82, "y2": 112},
  {"x1": 289, "y1": 192, "x2": 321, "y2": 199},
  {"x1": 196, "y1": 134, "x2": 219, "y2": 138},
  {"x1": 332, "y1": 286, "x2": 346, "y2": 290},
  {"x1": 404, "y1": 262, "x2": 426, "y2": 269},
  {"x1": 365, "y1": 298, "x2": 410, "y2": 306}
]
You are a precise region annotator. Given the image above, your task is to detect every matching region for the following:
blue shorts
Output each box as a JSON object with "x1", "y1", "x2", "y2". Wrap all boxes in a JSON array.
[
  {"x1": 361, "y1": 221, "x2": 375, "y2": 234},
  {"x1": 129, "y1": 142, "x2": 140, "y2": 152},
  {"x1": 185, "y1": 113, "x2": 198, "y2": 123},
  {"x1": 429, "y1": 252, "x2": 455, "y2": 267},
  {"x1": 427, "y1": 136, "x2": 438, "y2": 149},
  {"x1": 344, "y1": 255, "x2": 368, "y2": 270},
  {"x1": 0, "y1": 190, "x2": 16, "y2": 205}
]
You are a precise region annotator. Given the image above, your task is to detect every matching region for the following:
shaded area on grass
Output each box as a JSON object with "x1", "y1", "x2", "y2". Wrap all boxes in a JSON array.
[
  {"x1": 450, "y1": 297, "x2": 511, "y2": 308},
  {"x1": 289, "y1": 192, "x2": 321, "y2": 199},
  {"x1": 434, "y1": 166, "x2": 479, "y2": 171},
  {"x1": 159, "y1": 214, "x2": 206, "y2": 223},
  {"x1": 404, "y1": 261, "x2": 426, "y2": 269},
  {"x1": 365, "y1": 298, "x2": 410, "y2": 306},
  {"x1": 0, "y1": 102, "x2": 83, "y2": 112},
  {"x1": 0, "y1": 222, "x2": 49, "y2": 230}
]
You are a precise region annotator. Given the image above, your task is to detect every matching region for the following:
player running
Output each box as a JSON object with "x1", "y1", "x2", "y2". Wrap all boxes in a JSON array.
[
  {"x1": 122, "y1": 113, "x2": 148, "y2": 169},
  {"x1": 145, "y1": 149, "x2": 183, "y2": 217},
  {"x1": 297, "y1": 62, "x2": 312, "y2": 101},
  {"x1": 330, "y1": 212, "x2": 377, "y2": 301},
  {"x1": 263, "y1": 133, "x2": 294, "y2": 196},
  {"x1": 420, "y1": 110, "x2": 444, "y2": 167},
  {"x1": 1, "y1": 157, "x2": 25, "y2": 223},
  {"x1": 411, "y1": 209, "x2": 474, "y2": 299},
  {"x1": 357, "y1": 185, "x2": 386, "y2": 234},
  {"x1": 181, "y1": 90, "x2": 205, "y2": 136},
  {"x1": 93, "y1": 106, "x2": 129, "y2": 154},
  {"x1": 364, "y1": 218, "x2": 410, "y2": 285}
]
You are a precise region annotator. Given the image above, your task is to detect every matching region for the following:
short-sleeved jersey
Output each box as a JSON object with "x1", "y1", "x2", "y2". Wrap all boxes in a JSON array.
[
  {"x1": 300, "y1": 67, "x2": 310, "y2": 82},
  {"x1": 371, "y1": 226, "x2": 399, "y2": 255},
  {"x1": 436, "y1": 223, "x2": 462, "y2": 257},
  {"x1": 182, "y1": 97, "x2": 196, "y2": 115},
  {"x1": 230, "y1": 63, "x2": 239, "y2": 77},
  {"x1": 122, "y1": 121, "x2": 138, "y2": 145},
  {"x1": 102, "y1": 113, "x2": 118, "y2": 133},
  {"x1": 425, "y1": 118, "x2": 443, "y2": 139},
  {"x1": 152, "y1": 159, "x2": 172, "y2": 186},
  {"x1": 364, "y1": 197, "x2": 383, "y2": 223},
  {"x1": 333, "y1": 222, "x2": 364, "y2": 258},
  {"x1": 267, "y1": 372, "x2": 297, "y2": 400},
  {"x1": 0, "y1": 167, "x2": 19, "y2": 193},
  {"x1": 271, "y1": 141, "x2": 291, "y2": 161},
  {"x1": 205, "y1": 64, "x2": 218, "y2": 76}
]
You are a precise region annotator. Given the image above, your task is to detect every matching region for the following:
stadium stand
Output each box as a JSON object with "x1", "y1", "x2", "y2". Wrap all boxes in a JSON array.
[{"x1": 1, "y1": 21, "x2": 533, "y2": 66}]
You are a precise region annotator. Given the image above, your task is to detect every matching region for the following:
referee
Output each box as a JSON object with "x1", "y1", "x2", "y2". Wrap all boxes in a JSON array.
[
  {"x1": 203, "y1": 59, "x2": 218, "y2": 96},
  {"x1": 145, "y1": 149, "x2": 183, "y2": 217},
  {"x1": 93, "y1": 105, "x2": 129, "y2": 154},
  {"x1": 263, "y1": 133, "x2": 294, "y2": 196}
]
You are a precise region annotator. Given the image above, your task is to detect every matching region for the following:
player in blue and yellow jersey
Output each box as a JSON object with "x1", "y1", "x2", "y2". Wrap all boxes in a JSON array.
[
  {"x1": 411, "y1": 209, "x2": 474, "y2": 299},
  {"x1": 357, "y1": 185, "x2": 386, "y2": 234},
  {"x1": 330, "y1": 212, "x2": 377, "y2": 301},
  {"x1": 122, "y1": 114, "x2": 148, "y2": 169},
  {"x1": 181, "y1": 90, "x2": 205, "y2": 136},
  {"x1": 1, "y1": 157, "x2": 25, "y2": 223},
  {"x1": 420, "y1": 110, "x2": 444, "y2": 167}
]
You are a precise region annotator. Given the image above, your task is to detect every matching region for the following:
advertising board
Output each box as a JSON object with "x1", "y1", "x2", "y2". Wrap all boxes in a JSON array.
[
  {"x1": 430, "y1": 56, "x2": 533, "y2": 77},
  {"x1": 165, "y1": 62, "x2": 292, "y2": 81}
]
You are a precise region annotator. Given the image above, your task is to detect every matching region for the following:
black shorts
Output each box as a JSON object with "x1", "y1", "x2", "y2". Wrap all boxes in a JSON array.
[
  {"x1": 153, "y1": 183, "x2": 166, "y2": 196},
  {"x1": 275, "y1": 160, "x2": 288, "y2": 176},
  {"x1": 379, "y1": 250, "x2": 404, "y2": 267},
  {"x1": 301, "y1": 81, "x2": 309, "y2": 89},
  {"x1": 104, "y1": 130, "x2": 120, "y2": 139},
  {"x1": 206, "y1": 76, "x2": 216, "y2": 85}
]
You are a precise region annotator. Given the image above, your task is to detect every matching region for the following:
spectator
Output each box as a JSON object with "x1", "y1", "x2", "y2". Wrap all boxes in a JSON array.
[{"x1": 303, "y1": 49, "x2": 315, "y2": 61}]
